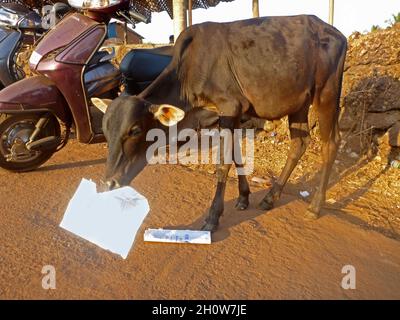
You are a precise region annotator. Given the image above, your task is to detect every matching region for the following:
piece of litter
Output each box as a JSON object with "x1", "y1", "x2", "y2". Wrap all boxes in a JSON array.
[
  {"x1": 326, "y1": 198, "x2": 336, "y2": 204},
  {"x1": 60, "y1": 178, "x2": 149, "y2": 259},
  {"x1": 300, "y1": 191, "x2": 310, "y2": 198},
  {"x1": 391, "y1": 160, "x2": 400, "y2": 169},
  {"x1": 144, "y1": 229, "x2": 211, "y2": 244}
]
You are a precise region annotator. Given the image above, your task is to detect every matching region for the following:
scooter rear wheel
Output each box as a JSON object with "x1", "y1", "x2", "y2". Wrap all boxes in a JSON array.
[{"x1": 0, "y1": 114, "x2": 61, "y2": 172}]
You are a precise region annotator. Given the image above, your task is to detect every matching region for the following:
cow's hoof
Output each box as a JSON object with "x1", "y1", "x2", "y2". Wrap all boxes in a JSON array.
[
  {"x1": 201, "y1": 222, "x2": 218, "y2": 233},
  {"x1": 235, "y1": 197, "x2": 249, "y2": 211},
  {"x1": 304, "y1": 209, "x2": 319, "y2": 221},
  {"x1": 258, "y1": 198, "x2": 274, "y2": 211}
]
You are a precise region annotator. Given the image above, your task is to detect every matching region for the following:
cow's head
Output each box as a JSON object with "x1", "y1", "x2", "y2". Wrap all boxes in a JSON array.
[{"x1": 99, "y1": 96, "x2": 185, "y2": 189}]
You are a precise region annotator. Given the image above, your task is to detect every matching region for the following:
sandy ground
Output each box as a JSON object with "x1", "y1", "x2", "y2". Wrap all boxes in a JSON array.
[{"x1": 0, "y1": 139, "x2": 399, "y2": 300}]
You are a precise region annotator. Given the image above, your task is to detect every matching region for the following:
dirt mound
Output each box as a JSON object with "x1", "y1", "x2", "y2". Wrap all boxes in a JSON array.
[
  {"x1": 340, "y1": 24, "x2": 400, "y2": 157},
  {"x1": 345, "y1": 24, "x2": 400, "y2": 69}
]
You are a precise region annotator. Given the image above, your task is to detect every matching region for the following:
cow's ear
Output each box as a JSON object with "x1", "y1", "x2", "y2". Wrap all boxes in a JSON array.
[
  {"x1": 149, "y1": 104, "x2": 185, "y2": 126},
  {"x1": 91, "y1": 98, "x2": 112, "y2": 114}
]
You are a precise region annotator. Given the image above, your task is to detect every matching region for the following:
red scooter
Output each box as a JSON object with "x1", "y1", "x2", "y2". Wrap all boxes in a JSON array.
[{"x1": 0, "y1": 0, "x2": 171, "y2": 172}]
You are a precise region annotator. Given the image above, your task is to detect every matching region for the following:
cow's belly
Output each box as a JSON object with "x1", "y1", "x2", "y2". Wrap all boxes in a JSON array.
[
  {"x1": 247, "y1": 88, "x2": 312, "y2": 120},
  {"x1": 235, "y1": 57, "x2": 315, "y2": 119},
  {"x1": 236, "y1": 62, "x2": 314, "y2": 120}
]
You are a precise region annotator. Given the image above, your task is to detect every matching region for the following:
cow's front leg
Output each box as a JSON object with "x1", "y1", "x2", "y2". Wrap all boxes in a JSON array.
[{"x1": 202, "y1": 115, "x2": 236, "y2": 232}]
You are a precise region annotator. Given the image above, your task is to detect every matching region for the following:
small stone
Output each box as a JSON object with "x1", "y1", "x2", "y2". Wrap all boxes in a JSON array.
[
  {"x1": 349, "y1": 152, "x2": 359, "y2": 159},
  {"x1": 263, "y1": 120, "x2": 275, "y2": 132}
]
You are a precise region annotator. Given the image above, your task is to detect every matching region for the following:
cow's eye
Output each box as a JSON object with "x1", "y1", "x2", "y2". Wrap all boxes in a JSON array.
[{"x1": 129, "y1": 125, "x2": 142, "y2": 137}]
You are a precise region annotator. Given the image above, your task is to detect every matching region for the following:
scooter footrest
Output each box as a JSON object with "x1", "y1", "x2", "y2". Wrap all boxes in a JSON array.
[{"x1": 27, "y1": 136, "x2": 60, "y2": 151}]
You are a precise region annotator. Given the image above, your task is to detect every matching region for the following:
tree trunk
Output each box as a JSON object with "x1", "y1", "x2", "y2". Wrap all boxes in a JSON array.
[
  {"x1": 329, "y1": 0, "x2": 335, "y2": 25},
  {"x1": 188, "y1": 0, "x2": 193, "y2": 26},
  {"x1": 252, "y1": 0, "x2": 259, "y2": 18},
  {"x1": 173, "y1": 0, "x2": 187, "y2": 42}
]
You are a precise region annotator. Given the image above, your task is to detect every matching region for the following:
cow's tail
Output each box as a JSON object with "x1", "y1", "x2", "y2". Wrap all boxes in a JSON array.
[
  {"x1": 172, "y1": 31, "x2": 194, "y2": 72},
  {"x1": 332, "y1": 35, "x2": 347, "y2": 128},
  {"x1": 336, "y1": 39, "x2": 347, "y2": 112}
]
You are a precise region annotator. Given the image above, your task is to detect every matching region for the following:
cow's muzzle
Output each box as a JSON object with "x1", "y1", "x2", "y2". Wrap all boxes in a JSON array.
[{"x1": 105, "y1": 178, "x2": 122, "y2": 191}]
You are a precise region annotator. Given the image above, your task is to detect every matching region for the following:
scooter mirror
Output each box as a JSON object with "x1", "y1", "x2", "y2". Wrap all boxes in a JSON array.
[
  {"x1": 52, "y1": 3, "x2": 71, "y2": 18},
  {"x1": 129, "y1": 10, "x2": 150, "y2": 24}
]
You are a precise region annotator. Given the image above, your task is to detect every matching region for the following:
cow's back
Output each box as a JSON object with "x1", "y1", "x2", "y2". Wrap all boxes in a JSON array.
[{"x1": 173, "y1": 15, "x2": 347, "y2": 120}]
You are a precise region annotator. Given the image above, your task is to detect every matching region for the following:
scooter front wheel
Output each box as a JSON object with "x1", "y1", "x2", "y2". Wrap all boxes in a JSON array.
[{"x1": 0, "y1": 114, "x2": 61, "y2": 172}]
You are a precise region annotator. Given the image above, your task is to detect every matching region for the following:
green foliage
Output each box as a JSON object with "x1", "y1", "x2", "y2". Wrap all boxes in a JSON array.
[
  {"x1": 385, "y1": 12, "x2": 400, "y2": 27},
  {"x1": 392, "y1": 12, "x2": 400, "y2": 24},
  {"x1": 370, "y1": 25, "x2": 380, "y2": 32}
]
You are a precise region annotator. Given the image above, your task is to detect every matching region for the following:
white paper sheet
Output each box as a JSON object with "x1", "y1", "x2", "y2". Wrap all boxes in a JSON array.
[
  {"x1": 144, "y1": 229, "x2": 211, "y2": 244},
  {"x1": 60, "y1": 179, "x2": 149, "y2": 259}
]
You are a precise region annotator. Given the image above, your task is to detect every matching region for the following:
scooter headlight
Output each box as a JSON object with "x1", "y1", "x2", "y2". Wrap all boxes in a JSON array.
[{"x1": 68, "y1": 0, "x2": 123, "y2": 9}]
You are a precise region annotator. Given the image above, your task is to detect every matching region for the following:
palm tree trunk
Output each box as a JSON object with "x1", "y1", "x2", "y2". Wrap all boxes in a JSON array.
[
  {"x1": 173, "y1": 0, "x2": 187, "y2": 42},
  {"x1": 329, "y1": 0, "x2": 335, "y2": 25},
  {"x1": 188, "y1": 0, "x2": 193, "y2": 26},
  {"x1": 252, "y1": 0, "x2": 260, "y2": 18}
]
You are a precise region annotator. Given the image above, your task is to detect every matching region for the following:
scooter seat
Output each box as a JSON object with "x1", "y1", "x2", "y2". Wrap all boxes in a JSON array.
[
  {"x1": 88, "y1": 51, "x2": 109, "y2": 66},
  {"x1": 120, "y1": 47, "x2": 172, "y2": 83},
  {"x1": 84, "y1": 62, "x2": 121, "y2": 98}
]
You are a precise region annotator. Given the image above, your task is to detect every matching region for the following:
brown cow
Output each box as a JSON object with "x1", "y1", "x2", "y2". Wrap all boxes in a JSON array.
[{"x1": 101, "y1": 15, "x2": 347, "y2": 232}]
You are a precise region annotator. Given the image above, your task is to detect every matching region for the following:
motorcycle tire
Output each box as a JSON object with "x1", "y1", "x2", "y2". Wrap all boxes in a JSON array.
[{"x1": 0, "y1": 114, "x2": 61, "y2": 172}]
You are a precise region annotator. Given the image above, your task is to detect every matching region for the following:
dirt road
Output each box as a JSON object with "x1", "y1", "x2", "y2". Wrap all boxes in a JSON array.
[{"x1": 0, "y1": 140, "x2": 399, "y2": 299}]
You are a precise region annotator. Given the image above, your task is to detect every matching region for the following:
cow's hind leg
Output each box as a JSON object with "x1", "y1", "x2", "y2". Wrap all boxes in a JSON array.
[
  {"x1": 259, "y1": 106, "x2": 310, "y2": 210},
  {"x1": 306, "y1": 78, "x2": 340, "y2": 219},
  {"x1": 235, "y1": 169, "x2": 250, "y2": 210},
  {"x1": 234, "y1": 137, "x2": 250, "y2": 210}
]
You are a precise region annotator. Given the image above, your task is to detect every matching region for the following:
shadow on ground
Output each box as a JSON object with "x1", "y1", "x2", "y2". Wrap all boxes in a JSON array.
[{"x1": 38, "y1": 158, "x2": 106, "y2": 172}]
